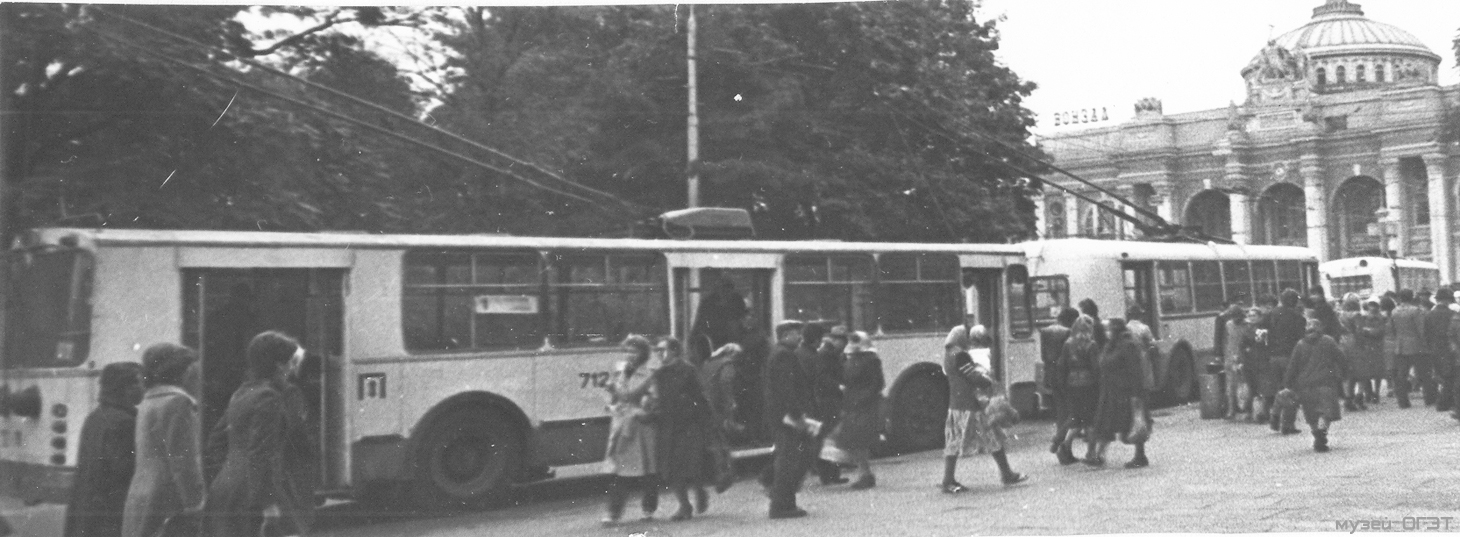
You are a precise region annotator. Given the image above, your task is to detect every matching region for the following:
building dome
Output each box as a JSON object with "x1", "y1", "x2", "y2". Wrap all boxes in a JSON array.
[
  {"x1": 1241, "y1": 0, "x2": 1441, "y2": 95},
  {"x1": 1271, "y1": 0, "x2": 1438, "y2": 61}
]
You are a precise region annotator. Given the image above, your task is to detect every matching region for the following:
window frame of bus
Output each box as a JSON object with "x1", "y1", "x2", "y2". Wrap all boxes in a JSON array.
[
  {"x1": 547, "y1": 252, "x2": 669, "y2": 347},
  {"x1": 1277, "y1": 260, "x2": 1304, "y2": 297},
  {"x1": 1222, "y1": 260, "x2": 1253, "y2": 305},
  {"x1": 402, "y1": 249, "x2": 547, "y2": 352},
  {"x1": 2, "y1": 246, "x2": 94, "y2": 368},
  {"x1": 1156, "y1": 261, "x2": 1195, "y2": 315},
  {"x1": 875, "y1": 253, "x2": 961, "y2": 334},
  {"x1": 1190, "y1": 260, "x2": 1225, "y2": 312},
  {"x1": 1010, "y1": 273, "x2": 1069, "y2": 335},
  {"x1": 783, "y1": 254, "x2": 875, "y2": 332}
]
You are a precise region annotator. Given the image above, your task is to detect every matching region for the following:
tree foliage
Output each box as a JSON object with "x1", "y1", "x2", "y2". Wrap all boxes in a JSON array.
[{"x1": 3, "y1": 1, "x2": 1043, "y2": 243}]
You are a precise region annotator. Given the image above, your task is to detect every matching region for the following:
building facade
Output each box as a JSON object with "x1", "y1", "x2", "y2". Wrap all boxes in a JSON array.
[{"x1": 1037, "y1": 0, "x2": 1459, "y2": 282}]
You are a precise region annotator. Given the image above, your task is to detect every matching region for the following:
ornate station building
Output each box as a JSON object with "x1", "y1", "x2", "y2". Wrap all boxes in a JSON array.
[{"x1": 1036, "y1": 0, "x2": 1459, "y2": 281}]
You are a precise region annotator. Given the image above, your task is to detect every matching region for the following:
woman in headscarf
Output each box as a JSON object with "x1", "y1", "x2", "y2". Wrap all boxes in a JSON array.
[
  {"x1": 832, "y1": 331, "x2": 885, "y2": 489},
  {"x1": 1086, "y1": 318, "x2": 1153, "y2": 469},
  {"x1": 650, "y1": 337, "x2": 713, "y2": 521},
  {"x1": 122, "y1": 344, "x2": 206, "y2": 537},
  {"x1": 65, "y1": 362, "x2": 143, "y2": 537},
  {"x1": 1052, "y1": 315, "x2": 1100, "y2": 464},
  {"x1": 1336, "y1": 294, "x2": 1366, "y2": 411},
  {"x1": 601, "y1": 335, "x2": 659, "y2": 526},
  {"x1": 206, "y1": 331, "x2": 313, "y2": 537}
]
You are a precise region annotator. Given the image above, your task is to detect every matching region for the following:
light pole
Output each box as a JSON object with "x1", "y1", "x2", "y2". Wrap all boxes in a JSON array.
[
  {"x1": 685, "y1": 5, "x2": 699, "y2": 208},
  {"x1": 1372, "y1": 208, "x2": 1399, "y2": 287}
]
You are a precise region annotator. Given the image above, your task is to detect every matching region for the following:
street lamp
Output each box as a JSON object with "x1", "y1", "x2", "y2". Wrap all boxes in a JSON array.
[{"x1": 1369, "y1": 208, "x2": 1399, "y2": 287}]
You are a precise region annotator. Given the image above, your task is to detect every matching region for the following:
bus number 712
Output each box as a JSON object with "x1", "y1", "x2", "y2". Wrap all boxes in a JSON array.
[{"x1": 579, "y1": 371, "x2": 612, "y2": 389}]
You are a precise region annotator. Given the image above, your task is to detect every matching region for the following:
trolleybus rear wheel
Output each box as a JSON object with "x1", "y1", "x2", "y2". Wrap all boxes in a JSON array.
[
  {"x1": 414, "y1": 406, "x2": 523, "y2": 509},
  {"x1": 887, "y1": 368, "x2": 948, "y2": 453}
]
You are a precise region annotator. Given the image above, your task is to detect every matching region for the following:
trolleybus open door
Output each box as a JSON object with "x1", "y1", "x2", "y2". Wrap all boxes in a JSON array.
[
  {"x1": 1121, "y1": 262, "x2": 1159, "y2": 339},
  {"x1": 668, "y1": 254, "x2": 775, "y2": 445},
  {"x1": 183, "y1": 268, "x2": 348, "y2": 494}
]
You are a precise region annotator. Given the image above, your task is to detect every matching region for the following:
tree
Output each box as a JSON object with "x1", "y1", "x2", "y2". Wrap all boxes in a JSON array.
[{"x1": 575, "y1": 1, "x2": 1042, "y2": 242}]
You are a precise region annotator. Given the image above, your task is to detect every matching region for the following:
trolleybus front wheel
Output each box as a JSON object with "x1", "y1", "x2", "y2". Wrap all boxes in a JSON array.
[{"x1": 413, "y1": 406, "x2": 523, "y2": 509}]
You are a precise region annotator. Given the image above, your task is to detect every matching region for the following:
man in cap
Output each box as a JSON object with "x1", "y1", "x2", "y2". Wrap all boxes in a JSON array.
[{"x1": 762, "y1": 320, "x2": 815, "y2": 519}]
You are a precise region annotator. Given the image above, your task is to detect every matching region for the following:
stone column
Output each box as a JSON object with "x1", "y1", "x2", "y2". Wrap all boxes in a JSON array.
[
  {"x1": 1423, "y1": 153, "x2": 1453, "y2": 281},
  {"x1": 1064, "y1": 192, "x2": 1080, "y2": 238},
  {"x1": 1381, "y1": 158, "x2": 1406, "y2": 257},
  {"x1": 1153, "y1": 184, "x2": 1175, "y2": 223},
  {"x1": 1229, "y1": 189, "x2": 1251, "y2": 245},
  {"x1": 1300, "y1": 155, "x2": 1329, "y2": 260}
]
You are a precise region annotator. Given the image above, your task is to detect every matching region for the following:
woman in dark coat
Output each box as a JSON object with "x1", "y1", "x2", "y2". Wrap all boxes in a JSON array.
[
  {"x1": 1284, "y1": 319, "x2": 1347, "y2": 452},
  {"x1": 1352, "y1": 301, "x2": 1387, "y2": 405},
  {"x1": 1240, "y1": 308, "x2": 1272, "y2": 422},
  {"x1": 650, "y1": 337, "x2": 713, "y2": 521},
  {"x1": 206, "y1": 331, "x2": 313, "y2": 537},
  {"x1": 64, "y1": 362, "x2": 143, "y2": 537},
  {"x1": 698, "y1": 343, "x2": 741, "y2": 494},
  {"x1": 831, "y1": 331, "x2": 885, "y2": 490},
  {"x1": 1336, "y1": 295, "x2": 1366, "y2": 411},
  {"x1": 1086, "y1": 318, "x2": 1153, "y2": 469},
  {"x1": 122, "y1": 344, "x2": 206, "y2": 537},
  {"x1": 1052, "y1": 315, "x2": 1100, "y2": 464}
]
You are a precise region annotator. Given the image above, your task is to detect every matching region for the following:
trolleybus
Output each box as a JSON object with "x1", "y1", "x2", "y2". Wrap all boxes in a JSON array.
[
  {"x1": 1, "y1": 227, "x2": 1032, "y2": 508},
  {"x1": 1320, "y1": 257, "x2": 1443, "y2": 300},
  {"x1": 1018, "y1": 239, "x2": 1320, "y2": 411}
]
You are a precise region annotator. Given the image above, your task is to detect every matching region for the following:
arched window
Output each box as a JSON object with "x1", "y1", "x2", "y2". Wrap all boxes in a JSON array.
[
  {"x1": 1336, "y1": 65, "x2": 1347, "y2": 84},
  {"x1": 1375, "y1": 64, "x2": 1385, "y2": 82},
  {"x1": 1257, "y1": 183, "x2": 1307, "y2": 246},
  {"x1": 1316, "y1": 67, "x2": 1327, "y2": 86},
  {"x1": 1184, "y1": 190, "x2": 1232, "y2": 241},
  {"x1": 1334, "y1": 176, "x2": 1385, "y2": 257},
  {"x1": 1356, "y1": 65, "x2": 1366, "y2": 82}
]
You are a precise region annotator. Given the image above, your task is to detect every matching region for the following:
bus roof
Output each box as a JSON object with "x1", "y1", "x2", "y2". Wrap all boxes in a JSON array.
[
  {"x1": 1019, "y1": 238, "x2": 1317, "y2": 262},
  {"x1": 1319, "y1": 257, "x2": 1440, "y2": 271},
  {"x1": 22, "y1": 228, "x2": 1026, "y2": 256}
]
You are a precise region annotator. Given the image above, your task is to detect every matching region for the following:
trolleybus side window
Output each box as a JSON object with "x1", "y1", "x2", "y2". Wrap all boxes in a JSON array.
[
  {"x1": 403, "y1": 250, "x2": 544, "y2": 351},
  {"x1": 3, "y1": 247, "x2": 93, "y2": 368},
  {"x1": 784, "y1": 255, "x2": 874, "y2": 331},
  {"x1": 1222, "y1": 261, "x2": 1253, "y2": 304},
  {"x1": 877, "y1": 253, "x2": 959, "y2": 333},
  {"x1": 1303, "y1": 262, "x2": 1320, "y2": 292},
  {"x1": 1252, "y1": 260, "x2": 1278, "y2": 299},
  {"x1": 1157, "y1": 261, "x2": 1194, "y2": 314},
  {"x1": 550, "y1": 253, "x2": 668, "y2": 346},
  {"x1": 1277, "y1": 260, "x2": 1304, "y2": 295},
  {"x1": 1191, "y1": 261, "x2": 1225, "y2": 312},
  {"x1": 1029, "y1": 276, "x2": 1070, "y2": 326}
]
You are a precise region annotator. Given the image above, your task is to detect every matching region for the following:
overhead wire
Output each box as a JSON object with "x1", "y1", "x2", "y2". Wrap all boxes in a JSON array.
[{"x1": 83, "y1": 6, "x2": 653, "y2": 216}]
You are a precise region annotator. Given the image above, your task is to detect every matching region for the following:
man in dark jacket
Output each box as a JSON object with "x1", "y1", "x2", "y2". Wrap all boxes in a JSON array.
[
  {"x1": 1266, "y1": 289, "x2": 1307, "y2": 434},
  {"x1": 762, "y1": 321, "x2": 815, "y2": 519},
  {"x1": 1425, "y1": 288, "x2": 1455, "y2": 412},
  {"x1": 1388, "y1": 289, "x2": 1430, "y2": 408},
  {"x1": 1041, "y1": 307, "x2": 1080, "y2": 455},
  {"x1": 1306, "y1": 286, "x2": 1342, "y2": 341},
  {"x1": 63, "y1": 362, "x2": 144, "y2": 537}
]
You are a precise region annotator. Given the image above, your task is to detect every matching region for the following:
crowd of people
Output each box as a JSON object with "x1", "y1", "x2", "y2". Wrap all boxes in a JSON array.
[
  {"x1": 600, "y1": 321, "x2": 888, "y2": 524},
  {"x1": 62, "y1": 331, "x2": 318, "y2": 537}
]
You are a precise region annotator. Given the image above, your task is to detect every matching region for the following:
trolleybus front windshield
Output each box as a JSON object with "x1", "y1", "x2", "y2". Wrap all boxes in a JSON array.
[{"x1": 2, "y1": 247, "x2": 93, "y2": 369}]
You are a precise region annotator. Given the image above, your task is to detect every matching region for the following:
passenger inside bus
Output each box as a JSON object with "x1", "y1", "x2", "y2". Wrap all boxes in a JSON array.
[{"x1": 689, "y1": 273, "x2": 749, "y2": 362}]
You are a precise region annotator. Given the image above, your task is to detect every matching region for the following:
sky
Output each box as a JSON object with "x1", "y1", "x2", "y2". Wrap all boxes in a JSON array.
[{"x1": 975, "y1": 0, "x2": 1460, "y2": 135}]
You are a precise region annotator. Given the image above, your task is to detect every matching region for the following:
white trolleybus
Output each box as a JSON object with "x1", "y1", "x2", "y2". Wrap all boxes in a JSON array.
[
  {"x1": 1320, "y1": 257, "x2": 1443, "y2": 300},
  {"x1": 2, "y1": 227, "x2": 1041, "y2": 508},
  {"x1": 1017, "y1": 239, "x2": 1320, "y2": 410}
]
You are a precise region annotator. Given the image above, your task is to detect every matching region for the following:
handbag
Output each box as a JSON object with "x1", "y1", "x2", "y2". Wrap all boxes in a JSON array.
[
  {"x1": 984, "y1": 395, "x2": 1020, "y2": 429},
  {"x1": 1123, "y1": 397, "x2": 1152, "y2": 444}
]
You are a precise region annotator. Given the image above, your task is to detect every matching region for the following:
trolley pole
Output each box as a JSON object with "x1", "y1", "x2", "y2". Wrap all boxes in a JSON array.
[{"x1": 685, "y1": 4, "x2": 700, "y2": 208}]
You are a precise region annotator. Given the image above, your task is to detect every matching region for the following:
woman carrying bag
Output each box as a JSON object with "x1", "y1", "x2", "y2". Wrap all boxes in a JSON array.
[
  {"x1": 828, "y1": 331, "x2": 885, "y2": 490},
  {"x1": 1086, "y1": 318, "x2": 1154, "y2": 469}
]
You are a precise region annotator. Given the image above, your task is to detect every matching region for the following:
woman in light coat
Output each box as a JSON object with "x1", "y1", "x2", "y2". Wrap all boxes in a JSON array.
[
  {"x1": 601, "y1": 335, "x2": 660, "y2": 526},
  {"x1": 121, "y1": 344, "x2": 206, "y2": 537}
]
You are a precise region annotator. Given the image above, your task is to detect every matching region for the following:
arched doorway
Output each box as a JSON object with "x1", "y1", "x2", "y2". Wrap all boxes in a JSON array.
[
  {"x1": 1256, "y1": 182, "x2": 1307, "y2": 246},
  {"x1": 1332, "y1": 176, "x2": 1385, "y2": 257},
  {"x1": 1184, "y1": 190, "x2": 1231, "y2": 240}
]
